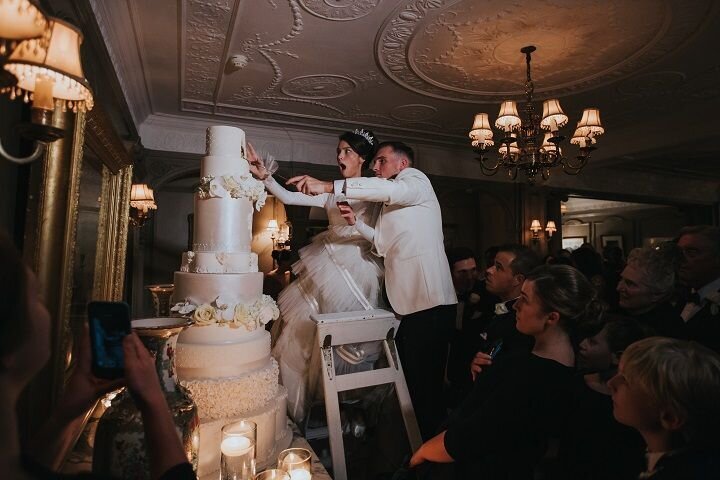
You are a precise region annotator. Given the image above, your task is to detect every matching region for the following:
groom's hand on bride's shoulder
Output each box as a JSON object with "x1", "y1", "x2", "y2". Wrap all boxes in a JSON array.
[{"x1": 286, "y1": 175, "x2": 332, "y2": 195}]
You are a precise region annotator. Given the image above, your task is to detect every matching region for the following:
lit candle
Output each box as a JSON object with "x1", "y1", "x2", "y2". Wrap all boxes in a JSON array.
[
  {"x1": 549, "y1": 118, "x2": 558, "y2": 133},
  {"x1": 33, "y1": 75, "x2": 55, "y2": 111},
  {"x1": 221, "y1": 436, "x2": 253, "y2": 456},
  {"x1": 288, "y1": 470, "x2": 311, "y2": 480}
]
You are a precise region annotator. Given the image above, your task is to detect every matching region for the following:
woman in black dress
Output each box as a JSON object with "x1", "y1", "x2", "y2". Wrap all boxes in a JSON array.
[{"x1": 409, "y1": 265, "x2": 604, "y2": 478}]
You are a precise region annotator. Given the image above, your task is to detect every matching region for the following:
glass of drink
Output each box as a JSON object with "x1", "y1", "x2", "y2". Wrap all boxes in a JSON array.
[
  {"x1": 254, "y1": 470, "x2": 290, "y2": 480},
  {"x1": 277, "y1": 448, "x2": 312, "y2": 480},
  {"x1": 221, "y1": 420, "x2": 257, "y2": 480}
]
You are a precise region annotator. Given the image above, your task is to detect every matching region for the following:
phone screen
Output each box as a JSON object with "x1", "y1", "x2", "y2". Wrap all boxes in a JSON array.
[{"x1": 88, "y1": 302, "x2": 130, "y2": 378}]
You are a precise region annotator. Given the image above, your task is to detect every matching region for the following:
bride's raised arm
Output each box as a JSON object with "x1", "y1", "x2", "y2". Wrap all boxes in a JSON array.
[{"x1": 246, "y1": 142, "x2": 328, "y2": 208}]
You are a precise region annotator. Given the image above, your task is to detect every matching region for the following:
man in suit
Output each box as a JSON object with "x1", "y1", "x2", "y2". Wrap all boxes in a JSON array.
[
  {"x1": 470, "y1": 244, "x2": 540, "y2": 380},
  {"x1": 289, "y1": 141, "x2": 457, "y2": 438},
  {"x1": 677, "y1": 225, "x2": 720, "y2": 353},
  {"x1": 444, "y1": 247, "x2": 495, "y2": 406}
]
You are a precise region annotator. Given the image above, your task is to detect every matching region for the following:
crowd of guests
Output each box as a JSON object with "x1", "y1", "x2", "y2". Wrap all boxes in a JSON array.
[{"x1": 424, "y1": 225, "x2": 720, "y2": 478}]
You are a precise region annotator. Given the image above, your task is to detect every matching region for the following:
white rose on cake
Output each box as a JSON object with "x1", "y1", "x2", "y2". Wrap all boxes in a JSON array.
[
  {"x1": 233, "y1": 304, "x2": 254, "y2": 330},
  {"x1": 193, "y1": 304, "x2": 216, "y2": 325}
]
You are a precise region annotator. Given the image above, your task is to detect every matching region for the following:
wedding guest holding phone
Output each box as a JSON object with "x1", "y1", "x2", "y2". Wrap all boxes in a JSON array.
[
  {"x1": 409, "y1": 265, "x2": 603, "y2": 478},
  {"x1": 0, "y1": 232, "x2": 193, "y2": 479},
  {"x1": 246, "y1": 129, "x2": 386, "y2": 424}
]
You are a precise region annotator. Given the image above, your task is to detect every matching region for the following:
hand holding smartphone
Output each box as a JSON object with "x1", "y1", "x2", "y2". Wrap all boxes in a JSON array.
[{"x1": 87, "y1": 301, "x2": 131, "y2": 379}]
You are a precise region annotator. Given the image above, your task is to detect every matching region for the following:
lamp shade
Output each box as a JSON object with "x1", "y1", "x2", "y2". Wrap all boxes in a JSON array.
[
  {"x1": 495, "y1": 100, "x2": 521, "y2": 131},
  {"x1": 545, "y1": 220, "x2": 557, "y2": 233},
  {"x1": 469, "y1": 112, "x2": 494, "y2": 146},
  {"x1": 130, "y1": 184, "x2": 157, "y2": 212},
  {"x1": 0, "y1": 0, "x2": 47, "y2": 44},
  {"x1": 576, "y1": 108, "x2": 604, "y2": 136},
  {"x1": 267, "y1": 219, "x2": 279, "y2": 232},
  {"x1": 131, "y1": 184, "x2": 154, "y2": 202},
  {"x1": 4, "y1": 17, "x2": 93, "y2": 112},
  {"x1": 530, "y1": 219, "x2": 542, "y2": 232},
  {"x1": 540, "y1": 99, "x2": 568, "y2": 131}
]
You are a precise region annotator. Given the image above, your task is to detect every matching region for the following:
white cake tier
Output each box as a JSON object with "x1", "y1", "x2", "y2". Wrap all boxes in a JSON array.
[
  {"x1": 181, "y1": 250, "x2": 258, "y2": 274},
  {"x1": 193, "y1": 196, "x2": 253, "y2": 252},
  {"x1": 176, "y1": 327, "x2": 270, "y2": 380},
  {"x1": 196, "y1": 386, "x2": 291, "y2": 477},
  {"x1": 206, "y1": 125, "x2": 246, "y2": 158},
  {"x1": 172, "y1": 271, "x2": 263, "y2": 307},
  {"x1": 200, "y1": 154, "x2": 250, "y2": 178},
  {"x1": 180, "y1": 358, "x2": 280, "y2": 420}
]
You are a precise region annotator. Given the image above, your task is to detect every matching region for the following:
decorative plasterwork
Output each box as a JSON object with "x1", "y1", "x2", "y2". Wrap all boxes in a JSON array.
[
  {"x1": 182, "y1": 0, "x2": 234, "y2": 101},
  {"x1": 299, "y1": 0, "x2": 382, "y2": 21},
  {"x1": 281, "y1": 74, "x2": 357, "y2": 99},
  {"x1": 377, "y1": 0, "x2": 714, "y2": 103}
]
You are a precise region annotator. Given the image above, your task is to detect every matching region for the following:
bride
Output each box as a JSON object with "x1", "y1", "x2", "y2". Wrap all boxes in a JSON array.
[{"x1": 247, "y1": 129, "x2": 385, "y2": 422}]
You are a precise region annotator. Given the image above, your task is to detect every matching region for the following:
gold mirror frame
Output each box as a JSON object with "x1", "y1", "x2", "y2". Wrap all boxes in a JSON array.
[{"x1": 19, "y1": 104, "x2": 133, "y2": 463}]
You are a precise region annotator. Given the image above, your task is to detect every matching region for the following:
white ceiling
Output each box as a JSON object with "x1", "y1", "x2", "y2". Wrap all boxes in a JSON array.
[{"x1": 86, "y1": 0, "x2": 720, "y2": 184}]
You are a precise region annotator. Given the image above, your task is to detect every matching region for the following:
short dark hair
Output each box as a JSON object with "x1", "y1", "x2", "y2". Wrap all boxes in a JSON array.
[
  {"x1": 0, "y1": 231, "x2": 30, "y2": 362},
  {"x1": 376, "y1": 141, "x2": 414, "y2": 166},
  {"x1": 495, "y1": 244, "x2": 541, "y2": 277},
  {"x1": 339, "y1": 129, "x2": 379, "y2": 167},
  {"x1": 446, "y1": 247, "x2": 476, "y2": 270}
]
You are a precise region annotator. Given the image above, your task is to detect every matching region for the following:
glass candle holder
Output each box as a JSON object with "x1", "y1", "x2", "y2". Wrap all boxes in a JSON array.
[
  {"x1": 254, "y1": 470, "x2": 290, "y2": 480},
  {"x1": 221, "y1": 420, "x2": 257, "y2": 480},
  {"x1": 277, "y1": 448, "x2": 312, "y2": 480}
]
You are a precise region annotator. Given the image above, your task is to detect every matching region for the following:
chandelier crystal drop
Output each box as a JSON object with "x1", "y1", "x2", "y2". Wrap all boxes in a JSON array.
[{"x1": 469, "y1": 45, "x2": 605, "y2": 183}]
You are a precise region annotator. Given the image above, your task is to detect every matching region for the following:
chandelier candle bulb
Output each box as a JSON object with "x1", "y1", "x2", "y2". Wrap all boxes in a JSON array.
[{"x1": 32, "y1": 75, "x2": 55, "y2": 111}]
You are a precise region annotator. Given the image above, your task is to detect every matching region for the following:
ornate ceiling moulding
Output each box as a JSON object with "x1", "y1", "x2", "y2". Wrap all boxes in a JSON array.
[
  {"x1": 377, "y1": 0, "x2": 714, "y2": 103},
  {"x1": 299, "y1": 0, "x2": 381, "y2": 21},
  {"x1": 281, "y1": 74, "x2": 357, "y2": 99},
  {"x1": 182, "y1": 0, "x2": 234, "y2": 101}
]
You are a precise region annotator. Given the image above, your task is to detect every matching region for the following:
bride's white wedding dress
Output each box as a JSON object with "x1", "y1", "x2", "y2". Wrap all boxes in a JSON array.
[{"x1": 264, "y1": 176, "x2": 385, "y2": 422}]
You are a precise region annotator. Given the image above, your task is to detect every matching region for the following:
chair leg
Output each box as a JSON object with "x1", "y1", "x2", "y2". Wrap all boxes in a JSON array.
[{"x1": 320, "y1": 345, "x2": 348, "y2": 480}]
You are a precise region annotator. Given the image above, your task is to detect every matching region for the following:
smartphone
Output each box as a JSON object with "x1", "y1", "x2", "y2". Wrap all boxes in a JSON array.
[
  {"x1": 87, "y1": 301, "x2": 131, "y2": 379},
  {"x1": 487, "y1": 340, "x2": 503, "y2": 360}
]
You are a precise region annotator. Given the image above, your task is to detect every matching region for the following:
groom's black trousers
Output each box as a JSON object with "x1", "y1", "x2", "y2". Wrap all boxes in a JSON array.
[{"x1": 396, "y1": 303, "x2": 456, "y2": 440}]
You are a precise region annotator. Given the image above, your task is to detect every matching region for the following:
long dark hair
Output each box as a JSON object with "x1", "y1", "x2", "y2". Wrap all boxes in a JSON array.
[
  {"x1": 339, "y1": 129, "x2": 378, "y2": 168},
  {"x1": 0, "y1": 232, "x2": 30, "y2": 362}
]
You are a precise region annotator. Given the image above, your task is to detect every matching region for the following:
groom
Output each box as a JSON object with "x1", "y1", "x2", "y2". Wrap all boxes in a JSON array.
[{"x1": 288, "y1": 141, "x2": 457, "y2": 439}]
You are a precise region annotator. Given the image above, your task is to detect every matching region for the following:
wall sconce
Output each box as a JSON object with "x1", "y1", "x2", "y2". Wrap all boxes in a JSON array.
[
  {"x1": 530, "y1": 219, "x2": 543, "y2": 242},
  {"x1": 545, "y1": 220, "x2": 557, "y2": 238},
  {"x1": 1, "y1": 12, "x2": 94, "y2": 164},
  {"x1": 267, "y1": 219, "x2": 279, "y2": 248},
  {"x1": 129, "y1": 183, "x2": 157, "y2": 228}
]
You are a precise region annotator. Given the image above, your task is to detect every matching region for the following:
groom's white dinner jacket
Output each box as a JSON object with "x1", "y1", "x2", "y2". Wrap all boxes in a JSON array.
[{"x1": 333, "y1": 167, "x2": 457, "y2": 315}]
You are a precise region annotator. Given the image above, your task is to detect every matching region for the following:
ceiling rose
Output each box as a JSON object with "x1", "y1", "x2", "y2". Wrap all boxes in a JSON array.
[{"x1": 377, "y1": 0, "x2": 713, "y2": 103}]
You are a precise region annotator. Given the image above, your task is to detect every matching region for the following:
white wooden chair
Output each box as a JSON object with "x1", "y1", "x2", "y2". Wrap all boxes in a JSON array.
[{"x1": 311, "y1": 309, "x2": 422, "y2": 480}]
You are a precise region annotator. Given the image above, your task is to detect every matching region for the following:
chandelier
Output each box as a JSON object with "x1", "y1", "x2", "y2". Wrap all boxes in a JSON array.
[{"x1": 469, "y1": 46, "x2": 605, "y2": 183}]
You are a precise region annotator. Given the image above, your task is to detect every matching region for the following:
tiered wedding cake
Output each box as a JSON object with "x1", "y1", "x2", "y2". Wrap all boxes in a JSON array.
[{"x1": 171, "y1": 126, "x2": 291, "y2": 476}]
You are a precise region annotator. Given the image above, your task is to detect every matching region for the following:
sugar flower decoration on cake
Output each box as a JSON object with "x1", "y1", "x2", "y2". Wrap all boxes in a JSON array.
[
  {"x1": 193, "y1": 304, "x2": 217, "y2": 326},
  {"x1": 178, "y1": 295, "x2": 280, "y2": 331},
  {"x1": 196, "y1": 173, "x2": 267, "y2": 210},
  {"x1": 170, "y1": 300, "x2": 197, "y2": 316}
]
